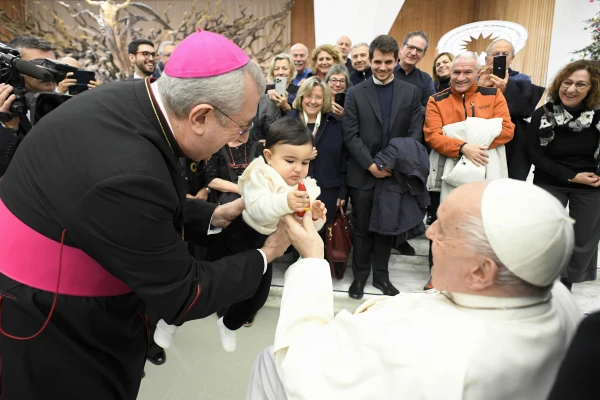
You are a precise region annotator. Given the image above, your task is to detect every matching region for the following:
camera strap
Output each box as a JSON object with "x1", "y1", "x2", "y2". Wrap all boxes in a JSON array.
[{"x1": 0, "y1": 111, "x2": 18, "y2": 123}]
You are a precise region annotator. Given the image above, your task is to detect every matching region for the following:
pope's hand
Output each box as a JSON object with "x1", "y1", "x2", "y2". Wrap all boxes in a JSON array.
[
  {"x1": 211, "y1": 198, "x2": 245, "y2": 228},
  {"x1": 261, "y1": 219, "x2": 292, "y2": 263},
  {"x1": 283, "y1": 211, "x2": 324, "y2": 259}
]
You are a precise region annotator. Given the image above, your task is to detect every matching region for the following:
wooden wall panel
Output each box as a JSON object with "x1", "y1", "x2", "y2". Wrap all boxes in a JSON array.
[
  {"x1": 388, "y1": 0, "x2": 477, "y2": 81},
  {"x1": 388, "y1": 0, "x2": 556, "y2": 85},
  {"x1": 0, "y1": 0, "x2": 25, "y2": 41},
  {"x1": 476, "y1": 0, "x2": 556, "y2": 84},
  {"x1": 290, "y1": 0, "x2": 315, "y2": 52}
]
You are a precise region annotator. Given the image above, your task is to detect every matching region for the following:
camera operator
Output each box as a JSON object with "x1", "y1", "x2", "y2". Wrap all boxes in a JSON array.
[
  {"x1": 0, "y1": 37, "x2": 57, "y2": 176},
  {"x1": 56, "y1": 57, "x2": 99, "y2": 95}
]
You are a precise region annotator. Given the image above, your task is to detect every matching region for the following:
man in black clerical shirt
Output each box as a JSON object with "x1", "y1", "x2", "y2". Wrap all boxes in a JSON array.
[{"x1": 343, "y1": 35, "x2": 423, "y2": 300}]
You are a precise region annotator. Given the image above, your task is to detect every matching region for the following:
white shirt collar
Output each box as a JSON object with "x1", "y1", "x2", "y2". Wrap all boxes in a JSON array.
[
  {"x1": 133, "y1": 73, "x2": 146, "y2": 80},
  {"x1": 302, "y1": 111, "x2": 321, "y2": 136},
  {"x1": 150, "y1": 80, "x2": 176, "y2": 136},
  {"x1": 373, "y1": 74, "x2": 394, "y2": 86},
  {"x1": 444, "y1": 291, "x2": 553, "y2": 318}
]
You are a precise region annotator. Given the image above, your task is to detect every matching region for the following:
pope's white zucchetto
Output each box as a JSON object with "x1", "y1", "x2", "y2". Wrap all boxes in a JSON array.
[{"x1": 481, "y1": 179, "x2": 575, "y2": 287}]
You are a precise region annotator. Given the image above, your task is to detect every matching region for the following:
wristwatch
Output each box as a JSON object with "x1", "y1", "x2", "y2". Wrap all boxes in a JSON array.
[
  {"x1": 205, "y1": 187, "x2": 211, "y2": 194},
  {"x1": 377, "y1": 164, "x2": 384, "y2": 171},
  {"x1": 0, "y1": 122, "x2": 18, "y2": 133}
]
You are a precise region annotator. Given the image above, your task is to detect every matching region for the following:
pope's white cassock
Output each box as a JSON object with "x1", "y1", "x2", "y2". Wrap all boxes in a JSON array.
[{"x1": 273, "y1": 259, "x2": 582, "y2": 400}]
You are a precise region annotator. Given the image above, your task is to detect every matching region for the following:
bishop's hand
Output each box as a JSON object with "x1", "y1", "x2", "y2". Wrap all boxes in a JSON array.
[{"x1": 211, "y1": 198, "x2": 245, "y2": 228}]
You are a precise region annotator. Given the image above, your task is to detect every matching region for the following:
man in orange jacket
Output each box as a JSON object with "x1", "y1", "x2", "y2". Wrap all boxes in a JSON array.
[
  {"x1": 422, "y1": 51, "x2": 514, "y2": 288},
  {"x1": 424, "y1": 51, "x2": 514, "y2": 166}
]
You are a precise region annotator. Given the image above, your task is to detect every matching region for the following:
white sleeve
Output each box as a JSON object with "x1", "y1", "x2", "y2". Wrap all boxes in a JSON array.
[{"x1": 242, "y1": 166, "x2": 293, "y2": 227}]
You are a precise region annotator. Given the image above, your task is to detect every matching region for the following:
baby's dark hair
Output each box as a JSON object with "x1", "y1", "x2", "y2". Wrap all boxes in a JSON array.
[{"x1": 265, "y1": 118, "x2": 314, "y2": 150}]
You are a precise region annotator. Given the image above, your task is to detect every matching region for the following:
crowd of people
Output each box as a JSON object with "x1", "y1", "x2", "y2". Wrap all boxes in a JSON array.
[{"x1": 0, "y1": 25, "x2": 598, "y2": 400}]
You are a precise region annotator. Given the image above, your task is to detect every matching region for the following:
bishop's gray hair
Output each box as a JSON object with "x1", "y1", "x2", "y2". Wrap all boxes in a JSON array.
[
  {"x1": 451, "y1": 51, "x2": 481, "y2": 71},
  {"x1": 457, "y1": 215, "x2": 553, "y2": 297},
  {"x1": 157, "y1": 61, "x2": 265, "y2": 125}
]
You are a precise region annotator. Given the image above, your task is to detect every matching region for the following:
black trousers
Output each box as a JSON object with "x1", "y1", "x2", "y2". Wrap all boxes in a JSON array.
[
  {"x1": 206, "y1": 216, "x2": 270, "y2": 330},
  {"x1": 539, "y1": 185, "x2": 600, "y2": 283},
  {"x1": 349, "y1": 187, "x2": 393, "y2": 283}
]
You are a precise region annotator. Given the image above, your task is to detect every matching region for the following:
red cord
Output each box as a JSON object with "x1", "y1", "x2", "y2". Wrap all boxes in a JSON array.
[{"x1": 0, "y1": 229, "x2": 65, "y2": 340}]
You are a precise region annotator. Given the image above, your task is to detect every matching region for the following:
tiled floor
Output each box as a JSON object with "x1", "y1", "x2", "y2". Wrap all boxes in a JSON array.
[{"x1": 139, "y1": 235, "x2": 600, "y2": 399}]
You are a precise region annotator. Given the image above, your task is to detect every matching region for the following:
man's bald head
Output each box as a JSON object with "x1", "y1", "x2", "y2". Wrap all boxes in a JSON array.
[
  {"x1": 290, "y1": 43, "x2": 309, "y2": 73},
  {"x1": 60, "y1": 57, "x2": 81, "y2": 69},
  {"x1": 485, "y1": 39, "x2": 516, "y2": 68},
  {"x1": 336, "y1": 35, "x2": 352, "y2": 59}
]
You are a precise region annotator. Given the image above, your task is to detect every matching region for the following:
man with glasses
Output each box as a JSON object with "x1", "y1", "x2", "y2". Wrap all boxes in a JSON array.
[
  {"x1": 0, "y1": 30, "x2": 292, "y2": 399},
  {"x1": 126, "y1": 38, "x2": 157, "y2": 80},
  {"x1": 481, "y1": 39, "x2": 545, "y2": 181},
  {"x1": 153, "y1": 40, "x2": 177, "y2": 79},
  {"x1": 394, "y1": 31, "x2": 435, "y2": 109}
]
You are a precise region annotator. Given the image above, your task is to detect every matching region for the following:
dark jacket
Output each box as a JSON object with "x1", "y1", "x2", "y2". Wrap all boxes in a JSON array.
[
  {"x1": 253, "y1": 85, "x2": 298, "y2": 141},
  {"x1": 350, "y1": 67, "x2": 373, "y2": 86},
  {"x1": 394, "y1": 65, "x2": 436, "y2": 107},
  {"x1": 0, "y1": 117, "x2": 32, "y2": 177},
  {"x1": 343, "y1": 77, "x2": 424, "y2": 190},
  {"x1": 503, "y1": 78, "x2": 545, "y2": 180},
  {"x1": 287, "y1": 110, "x2": 348, "y2": 222},
  {"x1": 369, "y1": 137, "x2": 430, "y2": 235}
]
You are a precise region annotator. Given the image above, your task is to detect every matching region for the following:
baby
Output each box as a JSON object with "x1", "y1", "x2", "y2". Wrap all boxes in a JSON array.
[{"x1": 154, "y1": 118, "x2": 326, "y2": 352}]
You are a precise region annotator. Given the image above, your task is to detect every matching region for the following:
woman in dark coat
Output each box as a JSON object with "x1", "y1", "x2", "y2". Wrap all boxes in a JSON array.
[
  {"x1": 286, "y1": 76, "x2": 348, "y2": 228},
  {"x1": 527, "y1": 60, "x2": 600, "y2": 289}
]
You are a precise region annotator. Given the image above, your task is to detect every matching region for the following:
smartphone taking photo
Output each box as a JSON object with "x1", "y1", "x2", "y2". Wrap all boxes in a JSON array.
[
  {"x1": 493, "y1": 55, "x2": 507, "y2": 80},
  {"x1": 334, "y1": 92, "x2": 346, "y2": 107},
  {"x1": 274, "y1": 77, "x2": 287, "y2": 97},
  {"x1": 69, "y1": 70, "x2": 95, "y2": 95}
]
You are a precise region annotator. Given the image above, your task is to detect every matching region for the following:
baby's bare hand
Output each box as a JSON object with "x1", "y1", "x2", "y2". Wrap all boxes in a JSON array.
[
  {"x1": 287, "y1": 190, "x2": 310, "y2": 212},
  {"x1": 310, "y1": 200, "x2": 326, "y2": 221}
]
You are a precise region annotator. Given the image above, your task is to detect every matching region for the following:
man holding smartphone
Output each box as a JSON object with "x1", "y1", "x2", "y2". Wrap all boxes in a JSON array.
[
  {"x1": 480, "y1": 39, "x2": 545, "y2": 181},
  {"x1": 56, "y1": 57, "x2": 99, "y2": 95}
]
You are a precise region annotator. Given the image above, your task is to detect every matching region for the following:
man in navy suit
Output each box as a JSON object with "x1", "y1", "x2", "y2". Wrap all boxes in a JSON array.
[{"x1": 343, "y1": 35, "x2": 423, "y2": 299}]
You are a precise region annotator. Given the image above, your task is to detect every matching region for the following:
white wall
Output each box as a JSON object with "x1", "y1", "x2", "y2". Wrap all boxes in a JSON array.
[
  {"x1": 547, "y1": 0, "x2": 599, "y2": 85},
  {"x1": 313, "y1": 0, "x2": 405, "y2": 48}
]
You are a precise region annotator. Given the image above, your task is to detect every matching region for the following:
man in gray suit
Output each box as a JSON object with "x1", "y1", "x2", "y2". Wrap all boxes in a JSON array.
[{"x1": 343, "y1": 35, "x2": 424, "y2": 299}]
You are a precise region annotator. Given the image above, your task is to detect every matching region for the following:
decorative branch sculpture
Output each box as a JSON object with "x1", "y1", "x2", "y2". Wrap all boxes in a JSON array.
[{"x1": 0, "y1": 0, "x2": 292, "y2": 82}]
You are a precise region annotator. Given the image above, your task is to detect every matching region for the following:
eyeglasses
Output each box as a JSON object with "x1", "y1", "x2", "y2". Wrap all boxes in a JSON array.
[
  {"x1": 213, "y1": 106, "x2": 253, "y2": 135},
  {"x1": 561, "y1": 80, "x2": 590, "y2": 90},
  {"x1": 405, "y1": 44, "x2": 425, "y2": 55},
  {"x1": 136, "y1": 51, "x2": 157, "y2": 59},
  {"x1": 328, "y1": 78, "x2": 346, "y2": 85}
]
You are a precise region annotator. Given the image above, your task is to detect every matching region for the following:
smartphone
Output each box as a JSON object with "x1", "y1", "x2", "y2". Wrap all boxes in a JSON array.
[
  {"x1": 493, "y1": 56, "x2": 507, "y2": 80},
  {"x1": 274, "y1": 77, "x2": 287, "y2": 97},
  {"x1": 69, "y1": 70, "x2": 95, "y2": 95},
  {"x1": 334, "y1": 92, "x2": 346, "y2": 107}
]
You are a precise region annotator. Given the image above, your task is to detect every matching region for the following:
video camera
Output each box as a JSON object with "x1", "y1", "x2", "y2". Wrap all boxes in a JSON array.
[{"x1": 0, "y1": 42, "x2": 73, "y2": 123}]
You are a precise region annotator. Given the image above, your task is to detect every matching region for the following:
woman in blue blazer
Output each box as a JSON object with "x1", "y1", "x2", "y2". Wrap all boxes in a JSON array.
[{"x1": 286, "y1": 77, "x2": 348, "y2": 228}]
